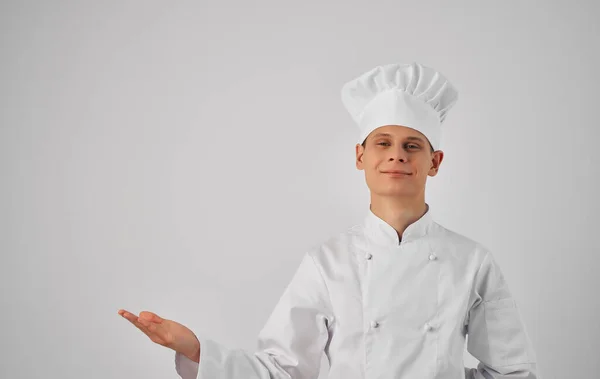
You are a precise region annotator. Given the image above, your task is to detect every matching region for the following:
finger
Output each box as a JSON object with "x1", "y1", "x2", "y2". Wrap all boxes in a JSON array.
[
  {"x1": 119, "y1": 310, "x2": 139, "y2": 323},
  {"x1": 139, "y1": 311, "x2": 164, "y2": 323},
  {"x1": 119, "y1": 311, "x2": 153, "y2": 333},
  {"x1": 119, "y1": 310, "x2": 168, "y2": 345},
  {"x1": 138, "y1": 316, "x2": 152, "y2": 328},
  {"x1": 135, "y1": 318, "x2": 168, "y2": 345},
  {"x1": 131, "y1": 317, "x2": 155, "y2": 337}
]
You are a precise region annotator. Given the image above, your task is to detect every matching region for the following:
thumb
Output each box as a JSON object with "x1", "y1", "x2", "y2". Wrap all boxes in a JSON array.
[{"x1": 139, "y1": 311, "x2": 164, "y2": 323}]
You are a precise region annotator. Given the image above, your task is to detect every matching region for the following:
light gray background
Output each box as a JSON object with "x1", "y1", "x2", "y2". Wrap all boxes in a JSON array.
[{"x1": 1, "y1": 1, "x2": 598, "y2": 378}]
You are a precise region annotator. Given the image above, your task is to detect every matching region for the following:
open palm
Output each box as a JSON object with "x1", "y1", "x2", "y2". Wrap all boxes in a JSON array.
[{"x1": 118, "y1": 309, "x2": 200, "y2": 361}]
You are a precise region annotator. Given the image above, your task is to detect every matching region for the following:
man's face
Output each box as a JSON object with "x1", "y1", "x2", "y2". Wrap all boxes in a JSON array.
[{"x1": 355, "y1": 125, "x2": 444, "y2": 198}]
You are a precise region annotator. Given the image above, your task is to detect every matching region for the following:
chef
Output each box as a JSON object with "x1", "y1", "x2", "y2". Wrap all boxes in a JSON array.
[{"x1": 119, "y1": 62, "x2": 540, "y2": 379}]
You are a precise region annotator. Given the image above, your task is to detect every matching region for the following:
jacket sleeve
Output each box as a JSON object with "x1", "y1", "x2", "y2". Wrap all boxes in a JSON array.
[
  {"x1": 174, "y1": 252, "x2": 333, "y2": 379},
  {"x1": 463, "y1": 251, "x2": 541, "y2": 379}
]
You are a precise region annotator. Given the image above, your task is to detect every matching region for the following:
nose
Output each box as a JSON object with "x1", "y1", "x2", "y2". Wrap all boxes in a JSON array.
[{"x1": 389, "y1": 146, "x2": 409, "y2": 162}]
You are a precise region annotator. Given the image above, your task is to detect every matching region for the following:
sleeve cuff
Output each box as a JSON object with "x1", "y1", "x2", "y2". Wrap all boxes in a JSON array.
[{"x1": 175, "y1": 350, "x2": 200, "y2": 379}]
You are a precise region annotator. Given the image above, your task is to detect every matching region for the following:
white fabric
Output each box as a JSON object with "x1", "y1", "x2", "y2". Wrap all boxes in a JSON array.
[
  {"x1": 174, "y1": 204, "x2": 540, "y2": 378},
  {"x1": 341, "y1": 62, "x2": 459, "y2": 150}
]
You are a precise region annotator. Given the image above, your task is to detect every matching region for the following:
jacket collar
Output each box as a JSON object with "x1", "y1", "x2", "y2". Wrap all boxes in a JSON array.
[{"x1": 363, "y1": 203, "x2": 433, "y2": 247}]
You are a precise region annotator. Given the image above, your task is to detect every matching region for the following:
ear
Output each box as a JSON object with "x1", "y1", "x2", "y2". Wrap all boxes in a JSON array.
[
  {"x1": 355, "y1": 143, "x2": 365, "y2": 170},
  {"x1": 428, "y1": 150, "x2": 444, "y2": 176}
]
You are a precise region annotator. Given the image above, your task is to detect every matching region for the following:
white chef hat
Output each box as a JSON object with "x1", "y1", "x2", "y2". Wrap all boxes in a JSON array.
[{"x1": 341, "y1": 62, "x2": 458, "y2": 151}]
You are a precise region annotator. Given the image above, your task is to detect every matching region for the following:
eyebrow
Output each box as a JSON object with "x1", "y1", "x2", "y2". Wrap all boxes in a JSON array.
[{"x1": 372, "y1": 133, "x2": 425, "y2": 143}]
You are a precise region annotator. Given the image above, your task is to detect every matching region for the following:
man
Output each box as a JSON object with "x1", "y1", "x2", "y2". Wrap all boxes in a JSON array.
[{"x1": 118, "y1": 62, "x2": 540, "y2": 378}]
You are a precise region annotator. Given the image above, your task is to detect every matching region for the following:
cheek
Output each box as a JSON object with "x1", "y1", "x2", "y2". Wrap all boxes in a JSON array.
[
  {"x1": 364, "y1": 166, "x2": 382, "y2": 182},
  {"x1": 415, "y1": 160, "x2": 432, "y2": 173}
]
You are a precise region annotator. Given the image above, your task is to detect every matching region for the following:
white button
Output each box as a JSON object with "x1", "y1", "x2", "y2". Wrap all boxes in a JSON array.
[
  {"x1": 365, "y1": 253, "x2": 373, "y2": 260},
  {"x1": 428, "y1": 254, "x2": 437, "y2": 261},
  {"x1": 423, "y1": 322, "x2": 433, "y2": 331},
  {"x1": 370, "y1": 320, "x2": 379, "y2": 328}
]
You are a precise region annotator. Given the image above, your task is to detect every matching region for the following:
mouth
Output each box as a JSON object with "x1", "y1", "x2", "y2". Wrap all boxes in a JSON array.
[{"x1": 382, "y1": 171, "x2": 412, "y2": 176}]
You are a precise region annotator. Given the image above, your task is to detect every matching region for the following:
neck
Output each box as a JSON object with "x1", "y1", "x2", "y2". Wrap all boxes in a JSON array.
[{"x1": 369, "y1": 195, "x2": 429, "y2": 241}]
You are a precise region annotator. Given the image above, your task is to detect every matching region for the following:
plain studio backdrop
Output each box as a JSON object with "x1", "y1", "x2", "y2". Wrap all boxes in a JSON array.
[{"x1": 1, "y1": 1, "x2": 599, "y2": 378}]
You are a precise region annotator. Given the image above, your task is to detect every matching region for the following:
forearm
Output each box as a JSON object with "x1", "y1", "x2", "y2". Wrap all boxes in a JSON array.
[{"x1": 175, "y1": 338, "x2": 319, "y2": 379}]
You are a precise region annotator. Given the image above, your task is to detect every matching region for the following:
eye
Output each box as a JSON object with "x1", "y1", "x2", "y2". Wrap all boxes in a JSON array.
[
  {"x1": 377, "y1": 142, "x2": 390, "y2": 146},
  {"x1": 406, "y1": 144, "x2": 420, "y2": 149}
]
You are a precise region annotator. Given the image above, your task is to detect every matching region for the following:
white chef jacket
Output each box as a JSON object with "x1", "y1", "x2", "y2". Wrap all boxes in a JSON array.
[{"x1": 174, "y1": 205, "x2": 539, "y2": 378}]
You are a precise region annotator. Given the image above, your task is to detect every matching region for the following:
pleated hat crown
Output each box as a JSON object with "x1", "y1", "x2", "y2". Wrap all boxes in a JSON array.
[{"x1": 341, "y1": 62, "x2": 459, "y2": 151}]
